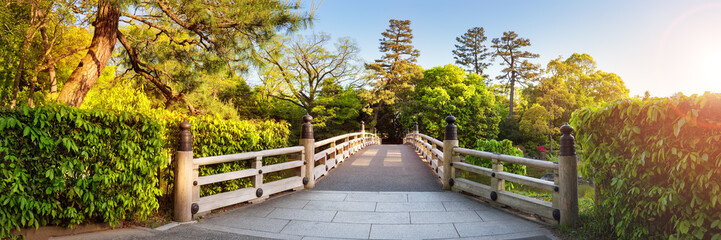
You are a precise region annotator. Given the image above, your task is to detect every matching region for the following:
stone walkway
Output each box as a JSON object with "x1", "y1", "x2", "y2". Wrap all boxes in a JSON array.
[{"x1": 52, "y1": 145, "x2": 558, "y2": 240}]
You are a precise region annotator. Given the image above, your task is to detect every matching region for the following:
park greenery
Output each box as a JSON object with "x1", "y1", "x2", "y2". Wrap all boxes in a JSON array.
[{"x1": 1, "y1": 1, "x2": 718, "y2": 239}]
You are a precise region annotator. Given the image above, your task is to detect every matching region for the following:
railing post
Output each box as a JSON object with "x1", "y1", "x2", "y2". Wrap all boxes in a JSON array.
[
  {"x1": 251, "y1": 156, "x2": 268, "y2": 202},
  {"x1": 442, "y1": 115, "x2": 458, "y2": 190},
  {"x1": 559, "y1": 123, "x2": 579, "y2": 225},
  {"x1": 174, "y1": 120, "x2": 194, "y2": 222},
  {"x1": 361, "y1": 121, "x2": 366, "y2": 147},
  {"x1": 301, "y1": 114, "x2": 315, "y2": 188},
  {"x1": 491, "y1": 159, "x2": 504, "y2": 192}
]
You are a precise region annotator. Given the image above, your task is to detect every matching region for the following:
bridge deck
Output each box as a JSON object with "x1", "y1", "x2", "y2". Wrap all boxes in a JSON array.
[
  {"x1": 56, "y1": 144, "x2": 557, "y2": 240},
  {"x1": 314, "y1": 144, "x2": 443, "y2": 191}
]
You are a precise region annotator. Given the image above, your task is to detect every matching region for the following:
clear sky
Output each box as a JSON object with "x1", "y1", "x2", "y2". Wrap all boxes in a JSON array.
[{"x1": 295, "y1": 0, "x2": 721, "y2": 97}]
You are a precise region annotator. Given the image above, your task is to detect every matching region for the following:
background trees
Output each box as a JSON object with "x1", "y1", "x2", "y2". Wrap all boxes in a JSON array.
[
  {"x1": 452, "y1": 27, "x2": 491, "y2": 78},
  {"x1": 492, "y1": 31, "x2": 539, "y2": 119},
  {"x1": 365, "y1": 19, "x2": 423, "y2": 142}
]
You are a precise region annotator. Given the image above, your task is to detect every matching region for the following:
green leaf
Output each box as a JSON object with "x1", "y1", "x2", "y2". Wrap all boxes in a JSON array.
[{"x1": 679, "y1": 220, "x2": 690, "y2": 234}]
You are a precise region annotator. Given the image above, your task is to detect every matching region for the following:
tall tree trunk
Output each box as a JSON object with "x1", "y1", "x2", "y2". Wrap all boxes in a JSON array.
[
  {"x1": 56, "y1": 0, "x2": 120, "y2": 107},
  {"x1": 10, "y1": 39, "x2": 29, "y2": 109},
  {"x1": 27, "y1": 81, "x2": 35, "y2": 107},
  {"x1": 371, "y1": 100, "x2": 384, "y2": 132},
  {"x1": 508, "y1": 71, "x2": 516, "y2": 119},
  {"x1": 40, "y1": 19, "x2": 57, "y2": 99}
]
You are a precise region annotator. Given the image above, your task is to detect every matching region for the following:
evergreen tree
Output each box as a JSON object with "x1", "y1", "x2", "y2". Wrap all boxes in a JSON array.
[
  {"x1": 492, "y1": 31, "x2": 539, "y2": 119},
  {"x1": 54, "y1": 0, "x2": 315, "y2": 110},
  {"x1": 452, "y1": 27, "x2": 491, "y2": 78},
  {"x1": 365, "y1": 19, "x2": 423, "y2": 141}
]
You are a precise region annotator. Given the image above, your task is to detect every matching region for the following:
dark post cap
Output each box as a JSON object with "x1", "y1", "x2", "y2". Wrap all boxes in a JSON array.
[
  {"x1": 445, "y1": 115, "x2": 456, "y2": 124},
  {"x1": 444, "y1": 114, "x2": 457, "y2": 140},
  {"x1": 301, "y1": 114, "x2": 314, "y2": 139},
  {"x1": 179, "y1": 119, "x2": 192, "y2": 151},
  {"x1": 560, "y1": 123, "x2": 573, "y2": 135},
  {"x1": 559, "y1": 123, "x2": 575, "y2": 156},
  {"x1": 180, "y1": 120, "x2": 191, "y2": 130},
  {"x1": 303, "y1": 114, "x2": 313, "y2": 123}
]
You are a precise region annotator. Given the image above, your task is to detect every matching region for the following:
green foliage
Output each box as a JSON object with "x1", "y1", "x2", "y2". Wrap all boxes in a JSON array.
[
  {"x1": 366, "y1": 19, "x2": 424, "y2": 141},
  {"x1": 491, "y1": 31, "x2": 539, "y2": 118},
  {"x1": 400, "y1": 65, "x2": 500, "y2": 146},
  {"x1": 0, "y1": 105, "x2": 165, "y2": 238},
  {"x1": 466, "y1": 139, "x2": 527, "y2": 176},
  {"x1": 570, "y1": 93, "x2": 721, "y2": 239},
  {"x1": 453, "y1": 27, "x2": 491, "y2": 78}
]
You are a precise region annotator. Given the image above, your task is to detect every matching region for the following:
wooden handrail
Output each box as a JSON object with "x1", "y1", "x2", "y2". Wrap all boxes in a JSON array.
[
  {"x1": 193, "y1": 146, "x2": 304, "y2": 166},
  {"x1": 453, "y1": 147, "x2": 559, "y2": 170},
  {"x1": 175, "y1": 118, "x2": 381, "y2": 222},
  {"x1": 403, "y1": 120, "x2": 578, "y2": 225}
]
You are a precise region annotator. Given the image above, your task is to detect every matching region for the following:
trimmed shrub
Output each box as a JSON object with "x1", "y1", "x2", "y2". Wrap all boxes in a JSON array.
[
  {"x1": 0, "y1": 105, "x2": 165, "y2": 238},
  {"x1": 467, "y1": 139, "x2": 526, "y2": 175},
  {"x1": 570, "y1": 93, "x2": 721, "y2": 239}
]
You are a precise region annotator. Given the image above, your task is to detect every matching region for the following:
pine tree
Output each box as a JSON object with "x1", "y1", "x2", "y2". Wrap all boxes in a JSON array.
[
  {"x1": 56, "y1": 0, "x2": 315, "y2": 109},
  {"x1": 452, "y1": 27, "x2": 491, "y2": 78},
  {"x1": 492, "y1": 31, "x2": 539, "y2": 119},
  {"x1": 365, "y1": 19, "x2": 423, "y2": 140}
]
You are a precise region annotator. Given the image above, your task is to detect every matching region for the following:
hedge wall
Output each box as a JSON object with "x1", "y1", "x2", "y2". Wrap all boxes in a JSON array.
[
  {"x1": 0, "y1": 106, "x2": 292, "y2": 239},
  {"x1": 570, "y1": 93, "x2": 721, "y2": 239},
  {"x1": 0, "y1": 105, "x2": 166, "y2": 238}
]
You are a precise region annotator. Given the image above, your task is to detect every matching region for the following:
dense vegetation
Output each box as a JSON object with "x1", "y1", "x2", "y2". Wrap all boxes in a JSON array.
[
  {"x1": 0, "y1": 105, "x2": 166, "y2": 237},
  {"x1": 571, "y1": 93, "x2": 721, "y2": 239},
  {"x1": 4, "y1": 1, "x2": 714, "y2": 239}
]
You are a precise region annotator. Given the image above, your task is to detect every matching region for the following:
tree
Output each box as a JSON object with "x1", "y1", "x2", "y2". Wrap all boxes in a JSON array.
[
  {"x1": 400, "y1": 65, "x2": 500, "y2": 146},
  {"x1": 52, "y1": 0, "x2": 315, "y2": 109},
  {"x1": 547, "y1": 53, "x2": 629, "y2": 108},
  {"x1": 365, "y1": 19, "x2": 423, "y2": 139},
  {"x1": 0, "y1": 0, "x2": 89, "y2": 109},
  {"x1": 259, "y1": 33, "x2": 363, "y2": 114},
  {"x1": 492, "y1": 31, "x2": 539, "y2": 119},
  {"x1": 452, "y1": 27, "x2": 491, "y2": 78}
]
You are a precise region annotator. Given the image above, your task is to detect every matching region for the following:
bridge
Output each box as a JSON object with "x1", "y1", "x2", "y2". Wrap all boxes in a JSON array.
[{"x1": 61, "y1": 115, "x2": 577, "y2": 240}]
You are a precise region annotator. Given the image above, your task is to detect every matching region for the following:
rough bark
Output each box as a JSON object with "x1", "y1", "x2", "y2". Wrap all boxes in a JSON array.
[
  {"x1": 56, "y1": 0, "x2": 120, "y2": 107},
  {"x1": 116, "y1": 30, "x2": 198, "y2": 115},
  {"x1": 9, "y1": 39, "x2": 28, "y2": 109},
  {"x1": 40, "y1": 19, "x2": 57, "y2": 98}
]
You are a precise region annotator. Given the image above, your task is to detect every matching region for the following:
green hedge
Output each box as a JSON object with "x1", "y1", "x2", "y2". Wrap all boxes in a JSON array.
[
  {"x1": 467, "y1": 139, "x2": 526, "y2": 176},
  {"x1": 0, "y1": 105, "x2": 165, "y2": 238},
  {"x1": 570, "y1": 93, "x2": 721, "y2": 239}
]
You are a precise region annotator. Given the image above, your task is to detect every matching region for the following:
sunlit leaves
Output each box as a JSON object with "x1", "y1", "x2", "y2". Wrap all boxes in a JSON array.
[{"x1": 570, "y1": 93, "x2": 721, "y2": 239}]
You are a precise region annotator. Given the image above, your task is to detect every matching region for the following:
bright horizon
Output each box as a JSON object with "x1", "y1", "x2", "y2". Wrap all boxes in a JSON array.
[{"x1": 293, "y1": 0, "x2": 721, "y2": 97}]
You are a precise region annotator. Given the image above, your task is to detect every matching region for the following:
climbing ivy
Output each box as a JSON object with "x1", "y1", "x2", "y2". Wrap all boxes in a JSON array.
[
  {"x1": 0, "y1": 105, "x2": 165, "y2": 239},
  {"x1": 570, "y1": 93, "x2": 721, "y2": 239}
]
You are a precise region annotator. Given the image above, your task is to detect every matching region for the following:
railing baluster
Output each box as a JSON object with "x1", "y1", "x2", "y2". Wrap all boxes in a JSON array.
[
  {"x1": 301, "y1": 114, "x2": 315, "y2": 188},
  {"x1": 559, "y1": 123, "x2": 579, "y2": 225},
  {"x1": 175, "y1": 120, "x2": 194, "y2": 222},
  {"x1": 442, "y1": 115, "x2": 458, "y2": 190}
]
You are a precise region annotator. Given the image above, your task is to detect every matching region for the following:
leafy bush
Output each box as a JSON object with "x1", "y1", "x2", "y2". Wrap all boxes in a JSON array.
[
  {"x1": 0, "y1": 105, "x2": 165, "y2": 238},
  {"x1": 570, "y1": 93, "x2": 721, "y2": 239},
  {"x1": 466, "y1": 139, "x2": 526, "y2": 176}
]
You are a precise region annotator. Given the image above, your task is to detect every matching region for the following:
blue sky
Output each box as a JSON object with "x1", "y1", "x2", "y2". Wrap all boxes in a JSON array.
[{"x1": 294, "y1": 0, "x2": 721, "y2": 97}]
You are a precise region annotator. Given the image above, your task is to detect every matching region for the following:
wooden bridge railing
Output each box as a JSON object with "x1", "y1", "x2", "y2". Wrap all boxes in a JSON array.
[
  {"x1": 174, "y1": 115, "x2": 380, "y2": 222},
  {"x1": 404, "y1": 115, "x2": 578, "y2": 226}
]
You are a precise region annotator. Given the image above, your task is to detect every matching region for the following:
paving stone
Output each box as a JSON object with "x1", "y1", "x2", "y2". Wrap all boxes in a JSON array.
[
  {"x1": 410, "y1": 211, "x2": 481, "y2": 223},
  {"x1": 345, "y1": 192, "x2": 407, "y2": 202},
  {"x1": 442, "y1": 200, "x2": 494, "y2": 211},
  {"x1": 267, "y1": 208, "x2": 337, "y2": 222},
  {"x1": 333, "y1": 211, "x2": 410, "y2": 224},
  {"x1": 221, "y1": 205, "x2": 276, "y2": 218},
  {"x1": 304, "y1": 200, "x2": 376, "y2": 211},
  {"x1": 200, "y1": 215, "x2": 290, "y2": 233},
  {"x1": 369, "y1": 223, "x2": 459, "y2": 239},
  {"x1": 262, "y1": 198, "x2": 310, "y2": 209},
  {"x1": 375, "y1": 201, "x2": 446, "y2": 212},
  {"x1": 407, "y1": 192, "x2": 470, "y2": 202},
  {"x1": 454, "y1": 220, "x2": 542, "y2": 237},
  {"x1": 475, "y1": 210, "x2": 521, "y2": 222},
  {"x1": 292, "y1": 192, "x2": 348, "y2": 201},
  {"x1": 280, "y1": 221, "x2": 371, "y2": 239}
]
